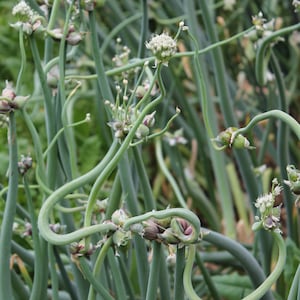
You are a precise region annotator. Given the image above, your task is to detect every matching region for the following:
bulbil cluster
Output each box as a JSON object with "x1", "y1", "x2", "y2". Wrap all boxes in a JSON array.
[
  {"x1": 212, "y1": 127, "x2": 255, "y2": 150},
  {"x1": 252, "y1": 179, "x2": 283, "y2": 233}
]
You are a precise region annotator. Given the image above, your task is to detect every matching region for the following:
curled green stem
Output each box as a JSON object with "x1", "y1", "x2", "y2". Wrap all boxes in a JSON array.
[
  {"x1": 231, "y1": 110, "x2": 300, "y2": 144},
  {"x1": 242, "y1": 232, "x2": 286, "y2": 300},
  {"x1": 183, "y1": 245, "x2": 202, "y2": 300},
  {"x1": 37, "y1": 140, "x2": 119, "y2": 245},
  {"x1": 123, "y1": 208, "x2": 201, "y2": 244},
  {"x1": 255, "y1": 22, "x2": 300, "y2": 85}
]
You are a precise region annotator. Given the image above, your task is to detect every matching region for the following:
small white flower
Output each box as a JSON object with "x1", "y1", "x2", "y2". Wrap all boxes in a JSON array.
[{"x1": 273, "y1": 185, "x2": 283, "y2": 196}]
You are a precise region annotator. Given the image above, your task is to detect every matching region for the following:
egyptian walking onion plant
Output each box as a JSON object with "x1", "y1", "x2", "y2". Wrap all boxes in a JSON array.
[{"x1": 0, "y1": 1, "x2": 300, "y2": 300}]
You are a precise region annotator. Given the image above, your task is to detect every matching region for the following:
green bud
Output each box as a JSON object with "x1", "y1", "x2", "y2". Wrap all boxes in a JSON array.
[
  {"x1": 13, "y1": 95, "x2": 30, "y2": 109},
  {"x1": 215, "y1": 127, "x2": 255, "y2": 149},
  {"x1": 285, "y1": 165, "x2": 300, "y2": 195},
  {"x1": 142, "y1": 220, "x2": 160, "y2": 241},
  {"x1": 135, "y1": 124, "x2": 150, "y2": 139},
  {"x1": 112, "y1": 230, "x2": 131, "y2": 247},
  {"x1": 111, "y1": 209, "x2": 129, "y2": 226},
  {"x1": 158, "y1": 228, "x2": 180, "y2": 244}
]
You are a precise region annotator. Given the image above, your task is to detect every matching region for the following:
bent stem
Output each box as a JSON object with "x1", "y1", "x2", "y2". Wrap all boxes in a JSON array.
[
  {"x1": 183, "y1": 245, "x2": 201, "y2": 300},
  {"x1": 123, "y1": 208, "x2": 201, "y2": 244},
  {"x1": 255, "y1": 22, "x2": 300, "y2": 85},
  {"x1": 242, "y1": 232, "x2": 286, "y2": 300},
  {"x1": 231, "y1": 110, "x2": 300, "y2": 143},
  {"x1": 37, "y1": 140, "x2": 119, "y2": 245},
  {"x1": 202, "y1": 228, "x2": 273, "y2": 300}
]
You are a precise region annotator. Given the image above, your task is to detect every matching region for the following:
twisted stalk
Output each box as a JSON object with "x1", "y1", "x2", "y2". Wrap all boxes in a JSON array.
[
  {"x1": 123, "y1": 208, "x2": 201, "y2": 244},
  {"x1": 231, "y1": 110, "x2": 300, "y2": 142},
  {"x1": 255, "y1": 22, "x2": 300, "y2": 86},
  {"x1": 183, "y1": 245, "x2": 201, "y2": 300},
  {"x1": 242, "y1": 232, "x2": 286, "y2": 300}
]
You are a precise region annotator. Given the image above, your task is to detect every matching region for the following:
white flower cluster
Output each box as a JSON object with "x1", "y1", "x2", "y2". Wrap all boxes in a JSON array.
[
  {"x1": 146, "y1": 33, "x2": 177, "y2": 66},
  {"x1": 253, "y1": 179, "x2": 283, "y2": 233},
  {"x1": 12, "y1": 0, "x2": 35, "y2": 22},
  {"x1": 254, "y1": 193, "x2": 273, "y2": 214}
]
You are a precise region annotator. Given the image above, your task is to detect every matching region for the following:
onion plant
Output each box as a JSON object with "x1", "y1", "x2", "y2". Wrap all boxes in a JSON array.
[{"x1": 0, "y1": 1, "x2": 299, "y2": 299}]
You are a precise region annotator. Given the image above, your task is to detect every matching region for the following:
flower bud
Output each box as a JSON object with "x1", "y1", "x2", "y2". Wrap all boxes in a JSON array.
[
  {"x1": 158, "y1": 228, "x2": 180, "y2": 244},
  {"x1": 112, "y1": 230, "x2": 131, "y2": 247},
  {"x1": 135, "y1": 124, "x2": 150, "y2": 139},
  {"x1": 13, "y1": 95, "x2": 30, "y2": 109},
  {"x1": 2, "y1": 82, "x2": 16, "y2": 100},
  {"x1": 66, "y1": 31, "x2": 83, "y2": 46},
  {"x1": 18, "y1": 154, "x2": 33, "y2": 175},
  {"x1": 170, "y1": 218, "x2": 194, "y2": 243},
  {"x1": 47, "y1": 28, "x2": 63, "y2": 41},
  {"x1": 142, "y1": 220, "x2": 160, "y2": 241},
  {"x1": 135, "y1": 86, "x2": 146, "y2": 99},
  {"x1": 284, "y1": 165, "x2": 300, "y2": 195},
  {"x1": 0, "y1": 100, "x2": 11, "y2": 114},
  {"x1": 111, "y1": 209, "x2": 129, "y2": 226},
  {"x1": 214, "y1": 127, "x2": 255, "y2": 149},
  {"x1": 143, "y1": 111, "x2": 156, "y2": 127}
]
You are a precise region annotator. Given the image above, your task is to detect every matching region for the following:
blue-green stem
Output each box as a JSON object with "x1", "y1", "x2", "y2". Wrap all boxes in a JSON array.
[
  {"x1": 0, "y1": 112, "x2": 18, "y2": 300},
  {"x1": 146, "y1": 242, "x2": 162, "y2": 300},
  {"x1": 57, "y1": 0, "x2": 78, "y2": 179},
  {"x1": 137, "y1": 0, "x2": 148, "y2": 59},
  {"x1": 78, "y1": 257, "x2": 114, "y2": 300},
  {"x1": 88, "y1": 237, "x2": 113, "y2": 300},
  {"x1": 21, "y1": 109, "x2": 47, "y2": 185},
  {"x1": 88, "y1": 8, "x2": 113, "y2": 101},
  {"x1": 11, "y1": 269, "x2": 30, "y2": 300},
  {"x1": 155, "y1": 138, "x2": 188, "y2": 208},
  {"x1": 202, "y1": 228, "x2": 273, "y2": 300},
  {"x1": 185, "y1": 0, "x2": 236, "y2": 238},
  {"x1": 23, "y1": 175, "x2": 45, "y2": 300},
  {"x1": 65, "y1": 26, "x2": 254, "y2": 81},
  {"x1": 37, "y1": 140, "x2": 119, "y2": 245},
  {"x1": 16, "y1": 28, "x2": 26, "y2": 93},
  {"x1": 48, "y1": 245, "x2": 59, "y2": 300},
  {"x1": 183, "y1": 245, "x2": 201, "y2": 300},
  {"x1": 53, "y1": 247, "x2": 80, "y2": 300},
  {"x1": 255, "y1": 22, "x2": 300, "y2": 86},
  {"x1": 28, "y1": 35, "x2": 54, "y2": 148},
  {"x1": 132, "y1": 147, "x2": 156, "y2": 211},
  {"x1": 287, "y1": 264, "x2": 300, "y2": 300},
  {"x1": 174, "y1": 246, "x2": 185, "y2": 300},
  {"x1": 107, "y1": 249, "x2": 127, "y2": 299},
  {"x1": 195, "y1": 252, "x2": 221, "y2": 300},
  {"x1": 270, "y1": 53, "x2": 294, "y2": 239},
  {"x1": 47, "y1": 0, "x2": 61, "y2": 31},
  {"x1": 232, "y1": 110, "x2": 300, "y2": 141},
  {"x1": 242, "y1": 232, "x2": 286, "y2": 300}
]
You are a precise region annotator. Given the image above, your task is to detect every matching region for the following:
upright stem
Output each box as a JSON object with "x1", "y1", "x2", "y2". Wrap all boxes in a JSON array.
[
  {"x1": 146, "y1": 242, "x2": 162, "y2": 300},
  {"x1": 0, "y1": 112, "x2": 18, "y2": 299}
]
